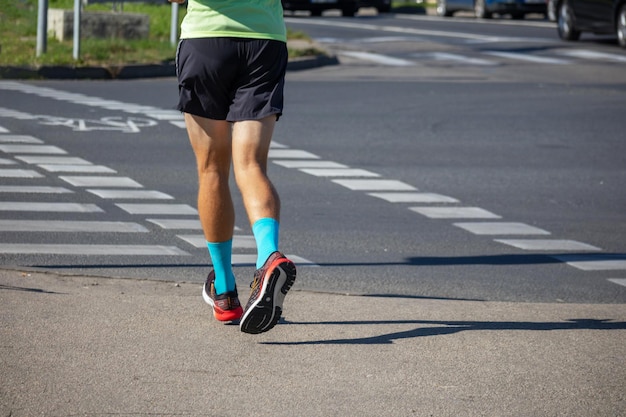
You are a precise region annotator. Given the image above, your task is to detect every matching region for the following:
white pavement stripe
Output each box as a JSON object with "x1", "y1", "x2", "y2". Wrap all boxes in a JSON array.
[
  {"x1": 369, "y1": 192, "x2": 459, "y2": 203},
  {"x1": 340, "y1": 51, "x2": 414, "y2": 66},
  {"x1": 411, "y1": 207, "x2": 501, "y2": 219},
  {"x1": 229, "y1": 254, "x2": 318, "y2": 267},
  {"x1": 0, "y1": 244, "x2": 189, "y2": 256},
  {"x1": 608, "y1": 279, "x2": 626, "y2": 287},
  {"x1": 558, "y1": 49, "x2": 626, "y2": 63},
  {"x1": 177, "y1": 234, "x2": 256, "y2": 249},
  {"x1": 422, "y1": 52, "x2": 497, "y2": 66},
  {"x1": 269, "y1": 141, "x2": 288, "y2": 148},
  {"x1": 0, "y1": 135, "x2": 43, "y2": 143},
  {"x1": 0, "y1": 186, "x2": 72, "y2": 193},
  {"x1": 15, "y1": 156, "x2": 92, "y2": 165},
  {"x1": 273, "y1": 160, "x2": 348, "y2": 169},
  {"x1": 454, "y1": 222, "x2": 549, "y2": 234},
  {"x1": 551, "y1": 254, "x2": 626, "y2": 271},
  {"x1": 300, "y1": 168, "x2": 380, "y2": 177},
  {"x1": 332, "y1": 179, "x2": 417, "y2": 191},
  {"x1": 268, "y1": 149, "x2": 320, "y2": 159},
  {"x1": 0, "y1": 158, "x2": 16, "y2": 165},
  {"x1": 0, "y1": 202, "x2": 103, "y2": 212},
  {"x1": 0, "y1": 126, "x2": 8, "y2": 133},
  {"x1": 87, "y1": 189, "x2": 174, "y2": 199},
  {"x1": 494, "y1": 239, "x2": 601, "y2": 251},
  {"x1": 116, "y1": 203, "x2": 198, "y2": 215},
  {"x1": 146, "y1": 218, "x2": 203, "y2": 229},
  {"x1": 60, "y1": 176, "x2": 143, "y2": 188},
  {"x1": 145, "y1": 110, "x2": 183, "y2": 120},
  {"x1": 0, "y1": 145, "x2": 67, "y2": 154},
  {"x1": 485, "y1": 51, "x2": 569, "y2": 64},
  {"x1": 170, "y1": 121, "x2": 187, "y2": 129},
  {"x1": 38, "y1": 164, "x2": 116, "y2": 173},
  {"x1": 0, "y1": 169, "x2": 43, "y2": 178},
  {"x1": 0, "y1": 220, "x2": 148, "y2": 233}
]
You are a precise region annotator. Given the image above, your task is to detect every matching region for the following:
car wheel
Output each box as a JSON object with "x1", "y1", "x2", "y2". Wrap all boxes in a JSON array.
[
  {"x1": 618, "y1": 4, "x2": 626, "y2": 48},
  {"x1": 557, "y1": 0, "x2": 581, "y2": 40},
  {"x1": 474, "y1": 0, "x2": 492, "y2": 18},
  {"x1": 437, "y1": 0, "x2": 453, "y2": 16}
]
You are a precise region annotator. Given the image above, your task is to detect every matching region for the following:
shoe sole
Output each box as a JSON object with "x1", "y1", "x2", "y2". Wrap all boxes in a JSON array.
[
  {"x1": 202, "y1": 283, "x2": 243, "y2": 322},
  {"x1": 240, "y1": 257, "x2": 296, "y2": 334}
]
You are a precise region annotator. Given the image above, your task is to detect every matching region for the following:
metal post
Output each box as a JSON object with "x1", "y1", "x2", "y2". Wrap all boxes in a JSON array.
[
  {"x1": 36, "y1": 0, "x2": 48, "y2": 56},
  {"x1": 170, "y1": 2, "x2": 179, "y2": 47},
  {"x1": 72, "y1": 0, "x2": 81, "y2": 60}
]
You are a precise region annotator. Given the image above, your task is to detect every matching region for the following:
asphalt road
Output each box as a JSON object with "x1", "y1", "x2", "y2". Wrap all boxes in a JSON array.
[{"x1": 0, "y1": 13, "x2": 625, "y2": 304}]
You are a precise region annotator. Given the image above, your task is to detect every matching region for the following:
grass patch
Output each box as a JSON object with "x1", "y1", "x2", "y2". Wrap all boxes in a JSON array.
[{"x1": 0, "y1": 0, "x2": 318, "y2": 68}]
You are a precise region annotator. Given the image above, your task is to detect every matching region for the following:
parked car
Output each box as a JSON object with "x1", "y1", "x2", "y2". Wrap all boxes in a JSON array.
[
  {"x1": 360, "y1": 0, "x2": 393, "y2": 13},
  {"x1": 436, "y1": 0, "x2": 547, "y2": 19},
  {"x1": 556, "y1": 0, "x2": 626, "y2": 48},
  {"x1": 282, "y1": 0, "x2": 359, "y2": 16}
]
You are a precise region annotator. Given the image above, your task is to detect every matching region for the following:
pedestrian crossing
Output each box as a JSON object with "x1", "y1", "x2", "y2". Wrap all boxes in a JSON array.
[{"x1": 0, "y1": 81, "x2": 623, "y2": 289}]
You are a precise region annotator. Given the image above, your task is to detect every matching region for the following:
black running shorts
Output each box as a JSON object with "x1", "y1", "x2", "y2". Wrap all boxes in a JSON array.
[{"x1": 176, "y1": 37, "x2": 288, "y2": 122}]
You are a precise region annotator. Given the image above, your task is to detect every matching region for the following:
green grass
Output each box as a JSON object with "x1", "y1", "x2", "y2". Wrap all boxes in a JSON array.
[{"x1": 0, "y1": 0, "x2": 318, "y2": 67}]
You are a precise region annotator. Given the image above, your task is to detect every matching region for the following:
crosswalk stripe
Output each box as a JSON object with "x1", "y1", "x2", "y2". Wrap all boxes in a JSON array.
[
  {"x1": 558, "y1": 49, "x2": 626, "y2": 63},
  {"x1": 0, "y1": 186, "x2": 72, "y2": 193},
  {"x1": 368, "y1": 192, "x2": 459, "y2": 203},
  {"x1": 0, "y1": 220, "x2": 148, "y2": 232},
  {"x1": 454, "y1": 222, "x2": 549, "y2": 234},
  {"x1": 340, "y1": 51, "x2": 414, "y2": 66},
  {"x1": 0, "y1": 125, "x2": 8, "y2": 133},
  {"x1": 116, "y1": 203, "x2": 198, "y2": 215},
  {"x1": 485, "y1": 51, "x2": 569, "y2": 64},
  {"x1": 0, "y1": 144, "x2": 66, "y2": 154},
  {"x1": 229, "y1": 254, "x2": 318, "y2": 267},
  {"x1": 0, "y1": 158, "x2": 16, "y2": 165},
  {"x1": 0, "y1": 244, "x2": 190, "y2": 256},
  {"x1": 551, "y1": 254, "x2": 626, "y2": 271},
  {"x1": 412, "y1": 207, "x2": 501, "y2": 219},
  {"x1": 59, "y1": 176, "x2": 143, "y2": 188},
  {"x1": 269, "y1": 149, "x2": 320, "y2": 159},
  {"x1": 494, "y1": 239, "x2": 601, "y2": 251},
  {"x1": 299, "y1": 168, "x2": 380, "y2": 177},
  {"x1": 87, "y1": 189, "x2": 174, "y2": 199},
  {"x1": 423, "y1": 52, "x2": 497, "y2": 66},
  {"x1": 273, "y1": 160, "x2": 348, "y2": 169},
  {"x1": 146, "y1": 218, "x2": 203, "y2": 229},
  {"x1": 38, "y1": 164, "x2": 116, "y2": 173},
  {"x1": 333, "y1": 179, "x2": 416, "y2": 191},
  {"x1": 0, "y1": 169, "x2": 43, "y2": 178},
  {"x1": 0, "y1": 202, "x2": 103, "y2": 212},
  {"x1": 177, "y1": 234, "x2": 256, "y2": 249},
  {"x1": 608, "y1": 279, "x2": 626, "y2": 287},
  {"x1": 16, "y1": 156, "x2": 92, "y2": 165},
  {"x1": 0, "y1": 135, "x2": 43, "y2": 143}
]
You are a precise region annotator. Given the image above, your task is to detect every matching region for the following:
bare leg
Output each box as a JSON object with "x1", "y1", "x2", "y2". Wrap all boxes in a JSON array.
[
  {"x1": 232, "y1": 116, "x2": 281, "y2": 226},
  {"x1": 184, "y1": 113, "x2": 234, "y2": 242}
]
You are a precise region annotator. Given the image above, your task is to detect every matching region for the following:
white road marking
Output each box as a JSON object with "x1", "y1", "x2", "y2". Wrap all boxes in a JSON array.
[
  {"x1": 485, "y1": 51, "x2": 569, "y2": 64},
  {"x1": 411, "y1": 207, "x2": 501, "y2": 219},
  {"x1": 177, "y1": 234, "x2": 256, "y2": 249},
  {"x1": 0, "y1": 135, "x2": 43, "y2": 143},
  {"x1": 0, "y1": 158, "x2": 16, "y2": 165},
  {"x1": 299, "y1": 168, "x2": 380, "y2": 177},
  {"x1": 339, "y1": 51, "x2": 414, "y2": 66},
  {"x1": 146, "y1": 218, "x2": 203, "y2": 229},
  {"x1": 170, "y1": 120, "x2": 187, "y2": 129},
  {"x1": 333, "y1": 179, "x2": 417, "y2": 191},
  {"x1": 16, "y1": 156, "x2": 92, "y2": 165},
  {"x1": 38, "y1": 164, "x2": 116, "y2": 173},
  {"x1": 0, "y1": 202, "x2": 103, "y2": 212},
  {"x1": 116, "y1": 203, "x2": 198, "y2": 215},
  {"x1": 0, "y1": 169, "x2": 43, "y2": 178},
  {"x1": 369, "y1": 192, "x2": 459, "y2": 203},
  {"x1": 494, "y1": 239, "x2": 601, "y2": 251},
  {"x1": 0, "y1": 125, "x2": 8, "y2": 133},
  {"x1": 274, "y1": 160, "x2": 348, "y2": 169},
  {"x1": 0, "y1": 144, "x2": 67, "y2": 154},
  {"x1": 60, "y1": 176, "x2": 143, "y2": 188},
  {"x1": 87, "y1": 189, "x2": 174, "y2": 199},
  {"x1": 269, "y1": 149, "x2": 320, "y2": 159},
  {"x1": 0, "y1": 244, "x2": 189, "y2": 256},
  {"x1": 0, "y1": 220, "x2": 148, "y2": 233},
  {"x1": 557, "y1": 49, "x2": 626, "y2": 63},
  {"x1": 454, "y1": 222, "x2": 549, "y2": 234},
  {"x1": 419, "y1": 52, "x2": 497, "y2": 66},
  {"x1": 0, "y1": 186, "x2": 72, "y2": 193},
  {"x1": 608, "y1": 279, "x2": 626, "y2": 287},
  {"x1": 551, "y1": 254, "x2": 626, "y2": 271}
]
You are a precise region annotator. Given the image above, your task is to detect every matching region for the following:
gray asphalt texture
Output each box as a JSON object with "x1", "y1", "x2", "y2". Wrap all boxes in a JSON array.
[{"x1": 2, "y1": 268, "x2": 625, "y2": 416}]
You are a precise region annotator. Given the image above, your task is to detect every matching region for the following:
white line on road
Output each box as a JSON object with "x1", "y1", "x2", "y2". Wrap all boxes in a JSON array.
[
  {"x1": 15, "y1": 156, "x2": 92, "y2": 165},
  {"x1": 146, "y1": 219, "x2": 203, "y2": 229},
  {"x1": 551, "y1": 254, "x2": 626, "y2": 271},
  {"x1": 273, "y1": 160, "x2": 348, "y2": 169},
  {"x1": 454, "y1": 222, "x2": 550, "y2": 235},
  {"x1": 0, "y1": 186, "x2": 72, "y2": 193},
  {"x1": 485, "y1": 51, "x2": 570, "y2": 64},
  {"x1": 0, "y1": 220, "x2": 148, "y2": 233},
  {"x1": 269, "y1": 149, "x2": 320, "y2": 159},
  {"x1": 368, "y1": 192, "x2": 459, "y2": 203},
  {"x1": 0, "y1": 202, "x2": 103, "y2": 212},
  {"x1": 299, "y1": 168, "x2": 381, "y2": 177},
  {"x1": 87, "y1": 189, "x2": 174, "y2": 200},
  {"x1": 38, "y1": 164, "x2": 116, "y2": 173},
  {"x1": 333, "y1": 179, "x2": 417, "y2": 191},
  {"x1": 0, "y1": 244, "x2": 190, "y2": 256},
  {"x1": 608, "y1": 279, "x2": 626, "y2": 287},
  {"x1": 0, "y1": 169, "x2": 43, "y2": 178},
  {"x1": 116, "y1": 203, "x2": 198, "y2": 215},
  {"x1": 0, "y1": 135, "x2": 43, "y2": 143},
  {"x1": 60, "y1": 176, "x2": 143, "y2": 188},
  {"x1": 0, "y1": 144, "x2": 67, "y2": 154},
  {"x1": 494, "y1": 239, "x2": 601, "y2": 251},
  {"x1": 557, "y1": 49, "x2": 626, "y2": 63},
  {"x1": 411, "y1": 207, "x2": 501, "y2": 219},
  {"x1": 339, "y1": 51, "x2": 414, "y2": 66}
]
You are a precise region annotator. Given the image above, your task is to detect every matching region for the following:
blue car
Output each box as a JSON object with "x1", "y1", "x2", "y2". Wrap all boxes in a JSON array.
[{"x1": 436, "y1": 0, "x2": 547, "y2": 19}]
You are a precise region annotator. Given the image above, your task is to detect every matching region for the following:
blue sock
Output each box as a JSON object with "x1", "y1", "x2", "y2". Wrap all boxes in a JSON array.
[
  {"x1": 206, "y1": 240, "x2": 236, "y2": 294},
  {"x1": 252, "y1": 218, "x2": 279, "y2": 269}
]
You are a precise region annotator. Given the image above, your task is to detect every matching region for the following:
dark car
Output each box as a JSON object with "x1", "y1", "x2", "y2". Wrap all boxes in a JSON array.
[
  {"x1": 436, "y1": 0, "x2": 547, "y2": 19},
  {"x1": 556, "y1": 0, "x2": 626, "y2": 48},
  {"x1": 282, "y1": 0, "x2": 359, "y2": 16}
]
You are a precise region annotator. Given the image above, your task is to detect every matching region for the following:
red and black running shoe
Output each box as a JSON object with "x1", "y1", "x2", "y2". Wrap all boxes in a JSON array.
[{"x1": 202, "y1": 271, "x2": 243, "y2": 322}]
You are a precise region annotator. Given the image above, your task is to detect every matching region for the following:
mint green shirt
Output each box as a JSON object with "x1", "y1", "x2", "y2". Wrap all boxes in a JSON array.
[{"x1": 180, "y1": 0, "x2": 287, "y2": 42}]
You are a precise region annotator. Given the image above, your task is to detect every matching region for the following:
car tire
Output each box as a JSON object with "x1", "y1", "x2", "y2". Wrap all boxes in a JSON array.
[
  {"x1": 618, "y1": 4, "x2": 626, "y2": 48},
  {"x1": 557, "y1": 0, "x2": 581, "y2": 41},
  {"x1": 474, "y1": 0, "x2": 492, "y2": 18},
  {"x1": 436, "y1": 0, "x2": 453, "y2": 16}
]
